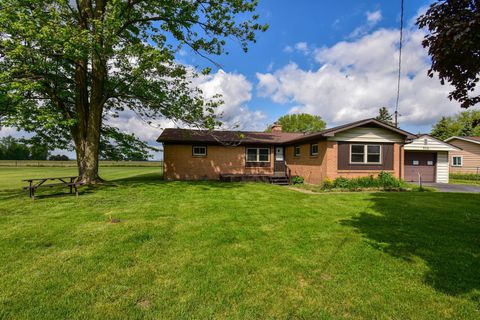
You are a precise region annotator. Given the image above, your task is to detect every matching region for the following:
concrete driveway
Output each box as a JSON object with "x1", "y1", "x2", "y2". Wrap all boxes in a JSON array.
[{"x1": 423, "y1": 183, "x2": 480, "y2": 193}]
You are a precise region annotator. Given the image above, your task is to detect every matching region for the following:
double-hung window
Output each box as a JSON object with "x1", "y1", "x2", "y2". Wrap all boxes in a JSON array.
[
  {"x1": 294, "y1": 145, "x2": 301, "y2": 157},
  {"x1": 192, "y1": 145, "x2": 207, "y2": 156},
  {"x1": 246, "y1": 148, "x2": 270, "y2": 162},
  {"x1": 310, "y1": 143, "x2": 319, "y2": 156},
  {"x1": 350, "y1": 144, "x2": 382, "y2": 164},
  {"x1": 452, "y1": 156, "x2": 463, "y2": 167}
]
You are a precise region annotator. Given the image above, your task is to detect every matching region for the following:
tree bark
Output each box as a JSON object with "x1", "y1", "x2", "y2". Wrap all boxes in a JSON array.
[{"x1": 72, "y1": 0, "x2": 107, "y2": 184}]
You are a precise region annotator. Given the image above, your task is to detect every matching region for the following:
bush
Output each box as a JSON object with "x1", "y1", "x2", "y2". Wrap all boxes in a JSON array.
[
  {"x1": 291, "y1": 176, "x2": 304, "y2": 185},
  {"x1": 450, "y1": 173, "x2": 480, "y2": 181},
  {"x1": 331, "y1": 172, "x2": 403, "y2": 191},
  {"x1": 322, "y1": 177, "x2": 334, "y2": 189}
]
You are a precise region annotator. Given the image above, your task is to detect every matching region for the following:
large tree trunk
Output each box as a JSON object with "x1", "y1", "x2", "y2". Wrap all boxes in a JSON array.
[{"x1": 72, "y1": 0, "x2": 107, "y2": 184}]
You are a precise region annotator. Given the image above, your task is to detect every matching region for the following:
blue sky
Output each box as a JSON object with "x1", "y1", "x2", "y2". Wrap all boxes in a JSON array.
[
  {"x1": 154, "y1": 0, "x2": 478, "y2": 145},
  {"x1": 2, "y1": 0, "x2": 478, "y2": 159}
]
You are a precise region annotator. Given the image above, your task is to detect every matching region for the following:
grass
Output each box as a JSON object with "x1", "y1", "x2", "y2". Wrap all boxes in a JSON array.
[{"x1": 0, "y1": 167, "x2": 479, "y2": 319}]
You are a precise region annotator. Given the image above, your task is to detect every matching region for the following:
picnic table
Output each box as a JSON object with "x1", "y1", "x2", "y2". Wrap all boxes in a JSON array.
[{"x1": 22, "y1": 176, "x2": 84, "y2": 199}]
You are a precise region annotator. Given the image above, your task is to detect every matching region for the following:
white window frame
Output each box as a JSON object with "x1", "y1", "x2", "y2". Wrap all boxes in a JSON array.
[
  {"x1": 192, "y1": 145, "x2": 207, "y2": 157},
  {"x1": 350, "y1": 144, "x2": 382, "y2": 164},
  {"x1": 294, "y1": 145, "x2": 301, "y2": 157},
  {"x1": 246, "y1": 148, "x2": 270, "y2": 162},
  {"x1": 310, "y1": 143, "x2": 319, "y2": 156},
  {"x1": 452, "y1": 156, "x2": 463, "y2": 167}
]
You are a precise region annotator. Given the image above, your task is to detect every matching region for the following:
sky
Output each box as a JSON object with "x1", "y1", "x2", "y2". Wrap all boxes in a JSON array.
[{"x1": 1, "y1": 0, "x2": 479, "y2": 160}]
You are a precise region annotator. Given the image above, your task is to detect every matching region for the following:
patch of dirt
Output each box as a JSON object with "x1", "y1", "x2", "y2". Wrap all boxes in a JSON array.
[
  {"x1": 110, "y1": 218, "x2": 121, "y2": 223},
  {"x1": 136, "y1": 299, "x2": 151, "y2": 310},
  {"x1": 287, "y1": 187, "x2": 320, "y2": 194}
]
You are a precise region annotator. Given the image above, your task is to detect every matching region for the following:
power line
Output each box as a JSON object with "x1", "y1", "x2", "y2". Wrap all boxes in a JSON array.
[{"x1": 395, "y1": 0, "x2": 404, "y2": 128}]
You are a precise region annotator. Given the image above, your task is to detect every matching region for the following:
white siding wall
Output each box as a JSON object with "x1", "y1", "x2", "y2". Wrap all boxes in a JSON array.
[
  {"x1": 436, "y1": 151, "x2": 449, "y2": 183},
  {"x1": 405, "y1": 136, "x2": 458, "y2": 152},
  {"x1": 327, "y1": 127, "x2": 404, "y2": 142}
]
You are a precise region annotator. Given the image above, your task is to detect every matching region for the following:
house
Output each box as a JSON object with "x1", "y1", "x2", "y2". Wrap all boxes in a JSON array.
[
  {"x1": 403, "y1": 134, "x2": 460, "y2": 183},
  {"x1": 157, "y1": 118, "x2": 419, "y2": 184},
  {"x1": 444, "y1": 136, "x2": 480, "y2": 174}
]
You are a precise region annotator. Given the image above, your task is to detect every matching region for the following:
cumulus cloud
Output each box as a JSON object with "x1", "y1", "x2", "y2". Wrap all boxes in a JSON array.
[
  {"x1": 196, "y1": 69, "x2": 266, "y2": 130},
  {"x1": 256, "y1": 27, "x2": 472, "y2": 127}
]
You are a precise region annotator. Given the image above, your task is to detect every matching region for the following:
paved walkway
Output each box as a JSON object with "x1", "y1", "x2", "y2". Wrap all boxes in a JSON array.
[{"x1": 423, "y1": 183, "x2": 480, "y2": 193}]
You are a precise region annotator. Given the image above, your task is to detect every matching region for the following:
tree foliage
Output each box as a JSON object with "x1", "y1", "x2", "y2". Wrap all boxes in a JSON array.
[
  {"x1": 0, "y1": 136, "x2": 49, "y2": 160},
  {"x1": 430, "y1": 110, "x2": 480, "y2": 140},
  {"x1": 375, "y1": 107, "x2": 394, "y2": 126},
  {"x1": 417, "y1": 0, "x2": 480, "y2": 108},
  {"x1": 266, "y1": 113, "x2": 326, "y2": 133},
  {"x1": 0, "y1": 0, "x2": 266, "y2": 182}
]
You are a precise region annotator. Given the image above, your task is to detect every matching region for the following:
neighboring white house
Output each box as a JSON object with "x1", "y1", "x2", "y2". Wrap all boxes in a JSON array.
[{"x1": 404, "y1": 135, "x2": 461, "y2": 183}]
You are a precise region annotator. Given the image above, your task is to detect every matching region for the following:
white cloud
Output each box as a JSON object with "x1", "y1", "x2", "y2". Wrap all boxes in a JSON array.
[
  {"x1": 366, "y1": 10, "x2": 382, "y2": 24},
  {"x1": 349, "y1": 9, "x2": 383, "y2": 39},
  {"x1": 256, "y1": 27, "x2": 472, "y2": 127},
  {"x1": 196, "y1": 69, "x2": 266, "y2": 130},
  {"x1": 294, "y1": 42, "x2": 309, "y2": 55}
]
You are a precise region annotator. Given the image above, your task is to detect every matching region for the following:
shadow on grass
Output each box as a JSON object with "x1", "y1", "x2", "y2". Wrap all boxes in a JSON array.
[{"x1": 342, "y1": 192, "x2": 480, "y2": 300}]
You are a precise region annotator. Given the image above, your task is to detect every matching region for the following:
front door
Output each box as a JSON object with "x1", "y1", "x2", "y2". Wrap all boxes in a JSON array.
[{"x1": 274, "y1": 147, "x2": 285, "y2": 176}]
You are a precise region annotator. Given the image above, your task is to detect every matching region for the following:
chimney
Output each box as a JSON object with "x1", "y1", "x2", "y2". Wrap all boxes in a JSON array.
[{"x1": 271, "y1": 122, "x2": 282, "y2": 132}]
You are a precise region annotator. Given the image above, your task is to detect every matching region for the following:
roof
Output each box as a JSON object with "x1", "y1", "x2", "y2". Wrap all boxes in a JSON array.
[
  {"x1": 282, "y1": 118, "x2": 415, "y2": 144},
  {"x1": 156, "y1": 128, "x2": 305, "y2": 145},
  {"x1": 445, "y1": 136, "x2": 480, "y2": 145},
  {"x1": 405, "y1": 134, "x2": 461, "y2": 151},
  {"x1": 156, "y1": 118, "x2": 415, "y2": 145}
]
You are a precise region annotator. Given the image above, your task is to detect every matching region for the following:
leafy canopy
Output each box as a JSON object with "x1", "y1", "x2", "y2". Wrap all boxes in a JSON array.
[
  {"x1": 417, "y1": 0, "x2": 480, "y2": 108},
  {"x1": 430, "y1": 110, "x2": 480, "y2": 141},
  {"x1": 375, "y1": 107, "x2": 394, "y2": 126},
  {"x1": 266, "y1": 113, "x2": 326, "y2": 133},
  {"x1": 0, "y1": 0, "x2": 267, "y2": 153}
]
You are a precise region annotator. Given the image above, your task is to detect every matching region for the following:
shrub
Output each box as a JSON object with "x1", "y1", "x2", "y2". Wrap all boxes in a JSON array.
[
  {"x1": 291, "y1": 176, "x2": 304, "y2": 185},
  {"x1": 331, "y1": 172, "x2": 403, "y2": 191},
  {"x1": 333, "y1": 177, "x2": 350, "y2": 189},
  {"x1": 322, "y1": 177, "x2": 334, "y2": 189}
]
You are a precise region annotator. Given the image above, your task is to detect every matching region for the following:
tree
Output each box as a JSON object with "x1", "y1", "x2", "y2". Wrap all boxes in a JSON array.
[
  {"x1": 0, "y1": 0, "x2": 267, "y2": 183},
  {"x1": 265, "y1": 114, "x2": 326, "y2": 133},
  {"x1": 430, "y1": 110, "x2": 480, "y2": 140},
  {"x1": 417, "y1": 1, "x2": 480, "y2": 108},
  {"x1": 375, "y1": 107, "x2": 394, "y2": 126}
]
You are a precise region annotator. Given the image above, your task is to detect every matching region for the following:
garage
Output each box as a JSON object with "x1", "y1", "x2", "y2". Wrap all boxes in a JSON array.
[
  {"x1": 403, "y1": 135, "x2": 460, "y2": 183},
  {"x1": 404, "y1": 151, "x2": 436, "y2": 182}
]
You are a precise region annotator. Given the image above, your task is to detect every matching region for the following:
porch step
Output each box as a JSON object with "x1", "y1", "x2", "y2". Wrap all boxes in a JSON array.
[{"x1": 269, "y1": 176, "x2": 290, "y2": 186}]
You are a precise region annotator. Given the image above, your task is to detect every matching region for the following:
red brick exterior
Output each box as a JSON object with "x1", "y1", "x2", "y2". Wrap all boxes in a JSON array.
[
  {"x1": 163, "y1": 141, "x2": 405, "y2": 183},
  {"x1": 163, "y1": 144, "x2": 274, "y2": 180}
]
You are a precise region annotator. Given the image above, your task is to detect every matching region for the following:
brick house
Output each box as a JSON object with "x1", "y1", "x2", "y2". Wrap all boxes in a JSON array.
[{"x1": 157, "y1": 118, "x2": 428, "y2": 184}]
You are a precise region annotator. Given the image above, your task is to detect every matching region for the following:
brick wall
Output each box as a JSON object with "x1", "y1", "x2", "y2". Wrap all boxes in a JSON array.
[
  {"x1": 285, "y1": 141, "x2": 404, "y2": 183},
  {"x1": 163, "y1": 144, "x2": 274, "y2": 180}
]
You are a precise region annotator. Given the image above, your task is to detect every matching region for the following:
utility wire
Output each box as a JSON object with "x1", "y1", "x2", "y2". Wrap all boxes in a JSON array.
[{"x1": 395, "y1": 0, "x2": 404, "y2": 127}]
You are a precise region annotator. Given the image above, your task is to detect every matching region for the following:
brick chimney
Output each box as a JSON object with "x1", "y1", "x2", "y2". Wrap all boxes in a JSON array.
[{"x1": 271, "y1": 122, "x2": 282, "y2": 132}]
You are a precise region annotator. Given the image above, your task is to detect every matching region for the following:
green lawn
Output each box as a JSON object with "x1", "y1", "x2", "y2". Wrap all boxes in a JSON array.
[{"x1": 0, "y1": 167, "x2": 479, "y2": 319}]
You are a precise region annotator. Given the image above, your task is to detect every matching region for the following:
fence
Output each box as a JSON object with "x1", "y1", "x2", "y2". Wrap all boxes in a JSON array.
[
  {"x1": 0, "y1": 160, "x2": 163, "y2": 167},
  {"x1": 449, "y1": 166, "x2": 480, "y2": 182}
]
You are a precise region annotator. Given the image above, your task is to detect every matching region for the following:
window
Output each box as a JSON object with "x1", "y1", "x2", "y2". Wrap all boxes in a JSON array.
[
  {"x1": 350, "y1": 144, "x2": 382, "y2": 164},
  {"x1": 294, "y1": 145, "x2": 301, "y2": 157},
  {"x1": 310, "y1": 143, "x2": 319, "y2": 156},
  {"x1": 413, "y1": 160, "x2": 419, "y2": 165},
  {"x1": 192, "y1": 145, "x2": 207, "y2": 156},
  {"x1": 452, "y1": 156, "x2": 463, "y2": 167},
  {"x1": 246, "y1": 148, "x2": 270, "y2": 162}
]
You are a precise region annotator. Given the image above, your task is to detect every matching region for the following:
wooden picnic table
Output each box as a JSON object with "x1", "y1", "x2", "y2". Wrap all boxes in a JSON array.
[{"x1": 22, "y1": 176, "x2": 84, "y2": 199}]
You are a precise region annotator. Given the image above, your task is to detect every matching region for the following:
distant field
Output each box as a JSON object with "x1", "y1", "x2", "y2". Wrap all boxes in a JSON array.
[
  {"x1": 0, "y1": 166, "x2": 162, "y2": 190},
  {"x1": 0, "y1": 160, "x2": 163, "y2": 167}
]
